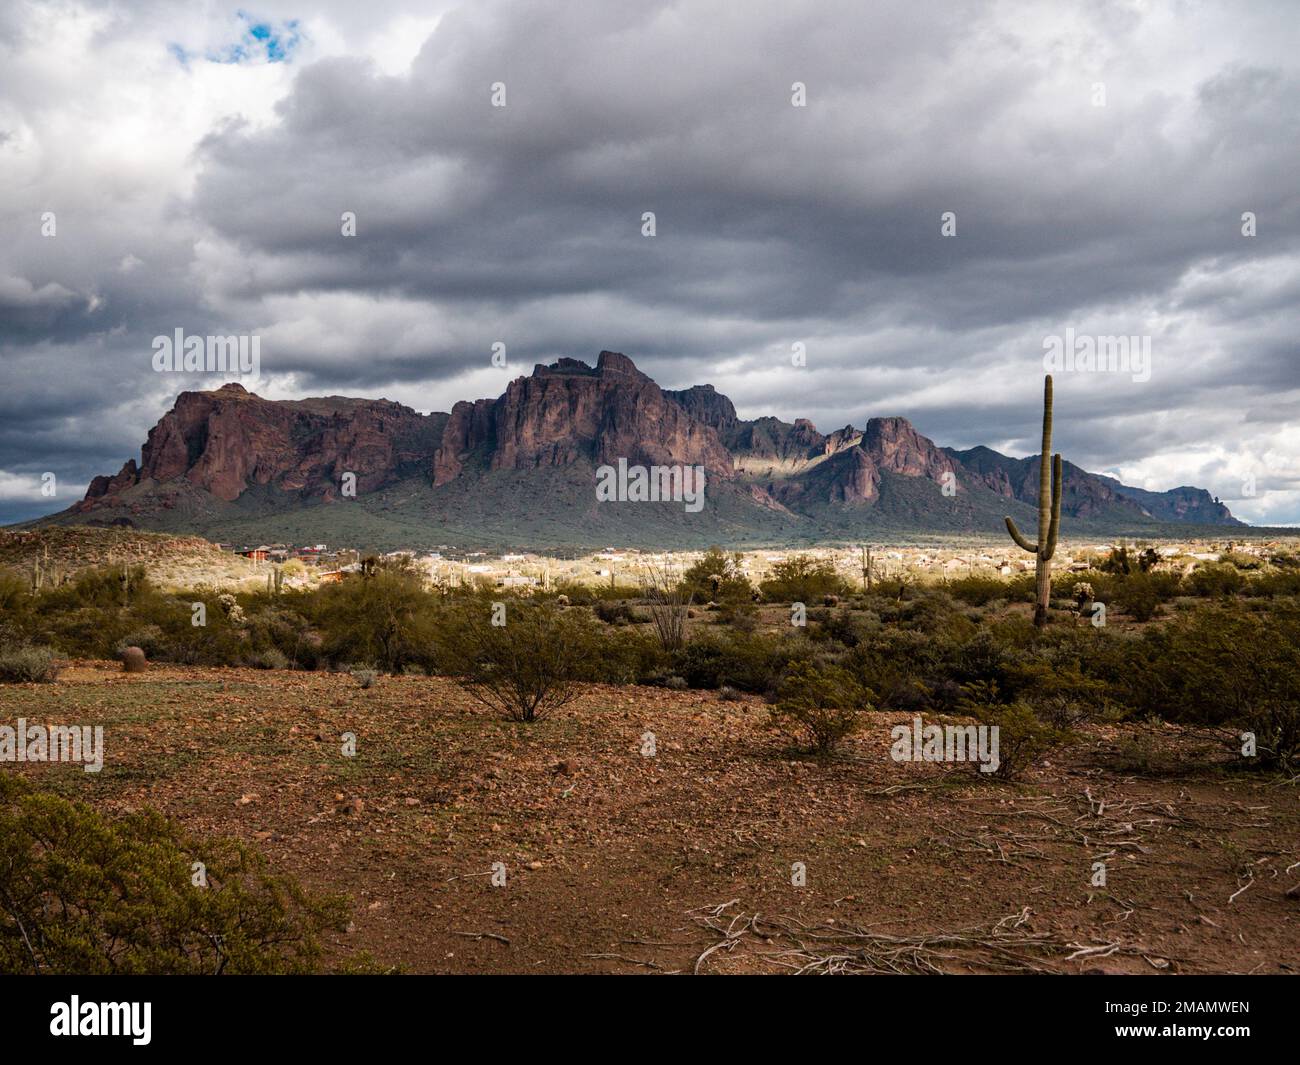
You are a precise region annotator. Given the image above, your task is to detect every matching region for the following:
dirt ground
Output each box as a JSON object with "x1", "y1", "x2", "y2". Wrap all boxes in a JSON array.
[{"x1": 3, "y1": 662, "x2": 1297, "y2": 974}]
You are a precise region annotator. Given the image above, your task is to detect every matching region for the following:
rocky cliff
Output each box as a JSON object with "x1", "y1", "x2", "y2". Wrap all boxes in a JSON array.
[{"x1": 70, "y1": 352, "x2": 1241, "y2": 537}]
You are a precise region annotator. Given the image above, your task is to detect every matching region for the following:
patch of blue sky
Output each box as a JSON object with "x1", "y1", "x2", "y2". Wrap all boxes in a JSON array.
[{"x1": 168, "y1": 11, "x2": 303, "y2": 67}]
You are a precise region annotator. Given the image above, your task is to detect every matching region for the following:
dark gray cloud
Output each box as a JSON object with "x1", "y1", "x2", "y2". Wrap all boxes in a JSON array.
[{"x1": 2, "y1": 0, "x2": 1298, "y2": 525}]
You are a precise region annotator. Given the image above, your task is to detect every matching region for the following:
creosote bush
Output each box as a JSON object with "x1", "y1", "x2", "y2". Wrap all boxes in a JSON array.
[
  {"x1": 437, "y1": 600, "x2": 605, "y2": 722},
  {"x1": 962, "y1": 699, "x2": 1071, "y2": 781},
  {"x1": 0, "y1": 775, "x2": 348, "y2": 974},
  {"x1": 0, "y1": 644, "x2": 62, "y2": 683},
  {"x1": 759, "y1": 554, "x2": 852, "y2": 604},
  {"x1": 767, "y1": 661, "x2": 873, "y2": 757}
]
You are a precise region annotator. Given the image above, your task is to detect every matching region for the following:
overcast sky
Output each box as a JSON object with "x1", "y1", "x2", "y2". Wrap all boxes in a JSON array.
[{"x1": 1, "y1": 0, "x2": 1297, "y2": 525}]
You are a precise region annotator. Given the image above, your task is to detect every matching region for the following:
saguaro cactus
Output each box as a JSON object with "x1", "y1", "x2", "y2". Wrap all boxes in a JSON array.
[{"x1": 1005, "y1": 374, "x2": 1063, "y2": 628}]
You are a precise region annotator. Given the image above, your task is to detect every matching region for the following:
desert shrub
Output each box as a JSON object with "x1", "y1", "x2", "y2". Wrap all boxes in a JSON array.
[
  {"x1": 894, "y1": 590, "x2": 979, "y2": 641},
  {"x1": 719, "y1": 602, "x2": 761, "y2": 632},
  {"x1": 759, "y1": 555, "x2": 852, "y2": 604},
  {"x1": 594, "y1": 600, "x2": 637, "y2": 625},
  {"x1": 671, "y1": 630, "x2": 814, "y2": 693},
  {"x1": 1242, "y1": 569, "x2": 1300, "y2": 598},
  {"x1": 1148, "y1": 570, "x2": 1185, "y2": 600},
  {"x1": 352, "y1": 667, "x2": 377, "y2": 689},
  {"x1": 1186, "y1": 563, "x2": 1245, "y2": 598},
  {"x1": 1031, "y1": 693, "x2": 1101, "y2": 730},
  {"x1": 963, "y1": 699, "x2": 1071, "y2": 780},
  {"x1": 128, "y1": 593, "x2": 244, "y2": 666},
  {"x1": 0, "y1": 571, "x2": 30, "y2": 619},
  {"x1": 586, "y1": 628, "x2": 665, "y2": 685},
  {"x1": 29, "y1": 603, "x2": 131, "y2": 660},
  {"x1": 0, "y1": 645, "x2": 62, "y2": 683},
  {"x1": 436, "y1": 600, "x2": 603, "y2": 722},
  {"x1": 842, "y1": 627, "x2": 956, "y2": 710},
  {"x1": 810, "y1": 607, "x2": 879, "y2": 648},
  {"x1": 679, "y1": 547, "x2": 753, "y2": 603},
  {"x1": 242, "y1": 602, "x2": 322, "y2": 670},
  {"x1": 0, "y1": 775, "x2": 347, "y2": 974},
  {"x1": 1111, "y1": 573, "x2": 1161, "y2": 621},
  {"x1": 310, "y1": 568, "x2": 438, "y2": 673},
  {"x1": 1125, "y1": 604, "x2": 1300, "y2": 769},
  {"x1": 113, "y1": 624, "x2": 167, "y2": 661},
  {"x1": 546, "y1": 581, "x2": 640, "y2": 605},
  {"x1": 767, "y1": 662, "x2": 873, "y2": 756},
  {"x1": 1100, "y1": 545, "x2": 1160, "y2": 575},
  {"x1": 39, "y1": 564, "x2": 151, "y2": 611},
  {"x1": 244, "y1": 647, "x2": 290, "y2": 671}
]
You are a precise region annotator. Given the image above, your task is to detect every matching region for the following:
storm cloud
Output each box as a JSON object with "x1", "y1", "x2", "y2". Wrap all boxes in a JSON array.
[{"x1": 1, "y1": 0, "x2": 1297, "y2": 524}]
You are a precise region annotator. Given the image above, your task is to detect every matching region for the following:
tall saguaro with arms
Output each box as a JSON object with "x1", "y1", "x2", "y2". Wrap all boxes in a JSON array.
[{"x1": 1005, "y1": 375, "x2": 1063, "y2": 628}]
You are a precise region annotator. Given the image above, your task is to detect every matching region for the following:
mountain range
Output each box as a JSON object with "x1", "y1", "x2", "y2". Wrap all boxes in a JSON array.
[{"x1": 45, "y1": 351, "x2": 1239, "y2": 550}]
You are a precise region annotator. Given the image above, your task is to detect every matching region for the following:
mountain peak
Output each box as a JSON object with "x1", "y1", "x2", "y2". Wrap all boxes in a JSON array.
[
  {"x1": 595, "y1": 350, "x2": 644, "y2": 377},
  {"x1": 68, "y1": 349, "x2": 1240, "y2": 537},
  {"x1": 862, "y1": 416, "x2": 955, "y2": 480}
]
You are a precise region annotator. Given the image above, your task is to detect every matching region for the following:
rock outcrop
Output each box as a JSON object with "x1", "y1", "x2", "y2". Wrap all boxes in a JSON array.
[
  {"x1": 75, "y1": 383, "x2": 442, "y2": 510},
  {"x1": 73, "y1": 351, "x2": 1241, "y2": 530},
  {"x1": 434, "y1": 351, "x2": 735, "y2": 482}
]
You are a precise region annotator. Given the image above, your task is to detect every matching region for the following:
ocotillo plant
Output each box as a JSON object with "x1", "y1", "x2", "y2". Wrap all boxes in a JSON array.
[{"x1": 1005, "y1": 374, "x2": 1063, "y2": 628}]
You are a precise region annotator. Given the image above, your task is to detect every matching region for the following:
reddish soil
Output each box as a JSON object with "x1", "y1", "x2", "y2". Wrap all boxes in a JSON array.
[{"x1": 3, "y1": 662, "x2": 1297, "y2": 974}]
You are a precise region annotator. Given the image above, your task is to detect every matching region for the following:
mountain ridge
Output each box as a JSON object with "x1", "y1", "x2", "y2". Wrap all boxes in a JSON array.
[{"x1": 50, "y1": 351, "x2": 1240, "y2": 549}]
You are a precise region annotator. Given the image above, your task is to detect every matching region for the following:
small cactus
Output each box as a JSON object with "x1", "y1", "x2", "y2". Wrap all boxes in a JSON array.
[
  {"x1": 1005, "y1": 375, "x2": 1063, "y2": 628},
  {"x1": 120, "y1": 646, "x2": 147, "y2": 673}
]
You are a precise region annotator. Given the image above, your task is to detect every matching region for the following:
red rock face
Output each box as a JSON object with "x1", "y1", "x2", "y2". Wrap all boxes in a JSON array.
[
  {"x1": 862, "y1": 417, "x2": 958, "y2": 480},
  {"x1": 432, "y1": 398, "x2": 496, "y2": 486},
  {"x1": 776, "y1": 445, "x2": 881, "y2": 505},
  {"x1": 664, "y1": 384, "x2": 738, "y2": 438},
  {"x1": 77, "y1": 382, "x2": 440, "y2": 510},
  {"x1": 74, "y1": 353, "x2": 1238, "y2": 528},
  {"x1": 437, "y1": 351, "x2": 735, "y2": 481}
]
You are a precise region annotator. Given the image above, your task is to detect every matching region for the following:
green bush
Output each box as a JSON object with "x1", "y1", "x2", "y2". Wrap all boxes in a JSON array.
[
  {"x1": 759, "y1": 555, "x2": 852, "y2": 604},
  {"x1": 945, "y1": 574, "x2": 1022, "y2": 606},
  {"x1": 244, "y1": 647, "x2": 290, "y2": 670},
  {"x1": 309, "y1": 567, "x2": 439, "y2": 673},
  {"x1": 436, "y1": 600, "x2": 604, "y2": 721},
  {"x1": 671, "y1": 630, "x2": 814, "y2": 693},
  {"x1": 1112, "y1": 573, "x2": 1161, "y2": 621},
  {"x1": 767, "y1": 662, "x2": 873, "y2": 756},
  {"x1": 963, "y1": 700, "x2": 1071, "y2": 780},
  {"x1": 1186, "y1": 563, "x2": 1245, "y2": 598},
  {"x1": 1125, "y1": 604, "x2": 1300, "y2": 769},
  {"x1": 678, "y1": 547, "x2": 753, "y2": 603},
  {"x1": 0, "y1": 644, "x2": 62, "y2": 683},
  {"x1": 0, "y1": 775, "x2": 347, "y2": 974}
]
